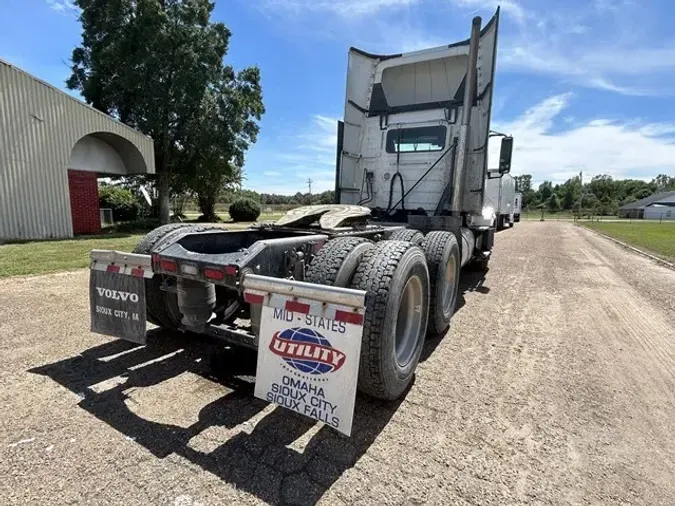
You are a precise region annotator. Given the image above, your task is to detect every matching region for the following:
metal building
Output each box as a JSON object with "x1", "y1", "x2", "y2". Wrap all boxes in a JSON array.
[
  {"x1": 618, "y1": 191, "x2": 675, "y2": 220},
  {"x1": 1, "y1": 59, "x2": 155, "y2": 241}
]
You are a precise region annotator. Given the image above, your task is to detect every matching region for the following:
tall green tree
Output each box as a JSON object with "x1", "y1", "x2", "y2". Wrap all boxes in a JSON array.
[
  {"x1": 539, "y1": 181, "x2": 553, "y2": 201},
  {"x1": 177, "y1": 69, "x2": 264, "y2": 220},
  {"x1": 67, "y1": 0, "x2": 263, "y2": 224}
]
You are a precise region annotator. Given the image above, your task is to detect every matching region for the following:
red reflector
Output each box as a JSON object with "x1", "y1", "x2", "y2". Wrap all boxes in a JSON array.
[
  {"x1": 285, "y1": 300, "x2": 310, "y2": 314},
  {"x1": 106, "y1": 264, "x2": 120, "y2": 273},
  {"x1": 204, "y1": 268, "x2": 224, "y2": 280},
  {"x1": 160, "y1": 259, "x2": 177, "y2": 272},
  {"x1": 244, "y1": 292, "x2": 265, "y2": 305},
  {"x1": 131, "y1": 268, "x2": 145, "y2": 278},
  {"x1": 335, "y1": 309, "x2": 364, "y2": 325},
  {"x1": 224, "y1": 265, "x2": 238, "y2": 276}
]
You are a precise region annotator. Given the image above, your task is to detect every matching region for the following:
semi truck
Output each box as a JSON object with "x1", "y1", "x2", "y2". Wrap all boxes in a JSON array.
[
  {"x1": 514, "y1": 192, "x2": 522, "y2": 222},
  {"x1": 87, "y1": 9, "x2": 512, "y2": 436},
  {"x1": 484, "y1": 173, "x2": 516, "y2": 229}
]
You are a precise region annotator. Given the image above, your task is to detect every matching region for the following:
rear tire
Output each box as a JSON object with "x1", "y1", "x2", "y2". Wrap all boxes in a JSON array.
[
  {"x1": 388, "y1": 228, "x2": 424, "y2": 246},
  {"x1": 350, "y1": 241, "x2": 430, "y2": 400},
  {"x1": 421, "y1": 231, "x2": 460, "y2": 335},
  {"x1": 306, "y1": 237, "x2": 374, "y2": 287}
]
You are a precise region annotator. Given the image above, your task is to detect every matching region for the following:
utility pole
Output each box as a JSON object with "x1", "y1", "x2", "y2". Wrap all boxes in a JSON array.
[{"x1": 307, "y1": 178, "x2": 313, "y2": 204}]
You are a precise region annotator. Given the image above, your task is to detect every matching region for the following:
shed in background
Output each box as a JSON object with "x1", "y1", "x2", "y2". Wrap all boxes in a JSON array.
[
  {"x1": 618, "y1": 190, "x2": 675, "y2": 220},
  {"x1": 0, "y1": 59, "x2": 155, "y2": 240}
]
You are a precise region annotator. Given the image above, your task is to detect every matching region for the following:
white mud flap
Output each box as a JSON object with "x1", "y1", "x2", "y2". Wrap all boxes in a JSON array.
[
  {"x1": 244, "y1": 274, "x2": 366, "y2": 437},
  {"x1": 89, "y1": 250, "x2": 153, "y2": 345}
]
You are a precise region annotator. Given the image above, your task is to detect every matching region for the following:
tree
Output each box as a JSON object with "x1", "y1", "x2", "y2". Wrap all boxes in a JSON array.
[
  {"x1": 652, "y1": 174, "x2": 675, "y2": 192},
  {"x1": 67, "y1": 0, "x2": 263, "y2": 224},
  {"x1": 177, "y1": 72, "x2": 264, "y2": 220},
  {"x1": 539, "y1": 181, "x2": 553, "y2": 201},
  {"x1": 547, "y1": 194, "x2": 560, "y2": 212}
]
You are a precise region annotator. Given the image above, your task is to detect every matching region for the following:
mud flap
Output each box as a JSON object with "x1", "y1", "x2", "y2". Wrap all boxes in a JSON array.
[
  {"x1": 243, "y1": 273, "x2": 366, "y2": 436},
  {"x1": 89, "y1": 250, "x2": 153, "y2": 344}
]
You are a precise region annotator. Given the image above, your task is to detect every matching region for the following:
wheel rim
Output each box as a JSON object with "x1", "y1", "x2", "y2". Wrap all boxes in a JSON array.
[
  {"x1": 442, "y1": 254, "x2": 457, "y2": 312},
  {"x1": 395, "y1": 275, "x2": 424, "y2": 367}
]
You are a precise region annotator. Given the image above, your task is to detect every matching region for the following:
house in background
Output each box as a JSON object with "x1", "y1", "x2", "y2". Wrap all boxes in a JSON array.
[
  {"x1": 0, "y1": 59, "x2": 155, "y2": 241},
  {"x1": 618, "y1": 191, "x2": 675, "y2": 220}
]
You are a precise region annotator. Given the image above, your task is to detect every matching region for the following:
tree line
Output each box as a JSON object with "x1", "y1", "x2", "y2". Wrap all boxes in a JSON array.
[{"x1": 514, "y1": 174, "x2": 675, "y2": 215}]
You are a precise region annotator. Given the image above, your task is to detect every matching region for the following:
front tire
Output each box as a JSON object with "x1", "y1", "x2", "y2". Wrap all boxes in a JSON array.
[{"x1": 350, "y1": 241, "x2": 430, "y2": 400}]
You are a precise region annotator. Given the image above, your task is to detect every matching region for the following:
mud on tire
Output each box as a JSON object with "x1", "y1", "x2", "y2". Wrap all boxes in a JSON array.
[
  {"x1": 350, "y1": 240, "x2": 430, "y2": 400},
  {"x1": 421, "y1": 231, "x2": 460, "y2": 335},
  {"x1": 306, "y1": 237, "x2": 374, "y2": 287}
]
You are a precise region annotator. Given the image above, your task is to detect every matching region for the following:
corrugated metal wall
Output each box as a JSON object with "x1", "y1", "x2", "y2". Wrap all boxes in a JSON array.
[{"x1": 0, "y1": 59, "x2": 155, "y2": 240}]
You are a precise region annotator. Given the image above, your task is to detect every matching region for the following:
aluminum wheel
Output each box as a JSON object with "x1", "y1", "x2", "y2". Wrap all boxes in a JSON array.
[{"x1": 395, "y1": 274, "x2": 424, "y2": 367}]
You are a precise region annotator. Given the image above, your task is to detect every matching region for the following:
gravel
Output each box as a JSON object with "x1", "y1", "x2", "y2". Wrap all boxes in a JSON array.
[{"x1": 1, "y1": 221, "x2": 674, "y2": 505}]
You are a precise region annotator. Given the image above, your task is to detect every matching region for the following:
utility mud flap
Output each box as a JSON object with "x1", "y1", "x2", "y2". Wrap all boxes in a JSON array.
[
  {"x1": 89, "y1": 250, "x2": 153, "y2": 344},
  {"x1": 243, "y1": 274, "x2": 366, "y2": 436}
]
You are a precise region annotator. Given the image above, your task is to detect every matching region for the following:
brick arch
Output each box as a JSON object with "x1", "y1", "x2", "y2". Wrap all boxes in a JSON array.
[{"x1": 66, "y1": 131, "x2": 150, "y2": 235}]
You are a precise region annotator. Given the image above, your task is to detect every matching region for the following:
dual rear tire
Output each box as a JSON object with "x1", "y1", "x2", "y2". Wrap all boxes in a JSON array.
[{"x1": 307, "y1": 231, "x2": 461, "y2": 400}]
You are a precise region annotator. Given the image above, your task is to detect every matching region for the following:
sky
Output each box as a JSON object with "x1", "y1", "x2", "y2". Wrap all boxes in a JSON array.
[{"x1": 2, "y1": 0, "x2": 675, "y2": 194}]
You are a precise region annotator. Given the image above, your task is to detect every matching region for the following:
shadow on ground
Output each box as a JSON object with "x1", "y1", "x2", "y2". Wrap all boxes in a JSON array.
[
  {"x1": 30, "y1": 331, "x2": 410, "y2": 505},
  {"x1": 420, "y1": 267, "x2": 490, "y2": 362}
]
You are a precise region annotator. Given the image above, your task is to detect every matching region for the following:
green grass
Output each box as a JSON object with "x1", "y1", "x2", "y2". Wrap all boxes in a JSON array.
[
  {"x1": 0, "y1": 215, "x2": 285, "y2": 278},
  {"x1": 581, "y1": 221, "x2": 675, "y2": 261},
  {"x1": 0, "y1": 235, "x2": 144, "y2": 278}
]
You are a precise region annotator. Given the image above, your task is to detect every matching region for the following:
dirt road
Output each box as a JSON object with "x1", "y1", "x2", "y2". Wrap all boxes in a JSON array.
[{"x1": 2, "y1": 222, "x2": 675, "y2": 505}]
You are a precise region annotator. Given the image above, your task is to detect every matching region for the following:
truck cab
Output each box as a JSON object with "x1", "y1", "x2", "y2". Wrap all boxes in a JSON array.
[{"x1": 335, "y1": 9, "x2": 506, "y2": 228}]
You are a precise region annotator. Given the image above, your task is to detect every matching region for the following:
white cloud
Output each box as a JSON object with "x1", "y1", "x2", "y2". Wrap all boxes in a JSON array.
[
  {"x1": 488, "y1": 94, "x2": 675, "y2": 185},
  {"x1": 452, "y1": 0, "x2": 525, "y2": 23},
  {"x1": 248, "y1": 115, "x2": 339, "y2": 194},
  {"x1": 263, "y1": 0, "x2": 418, "y2": 17},
  {"x1": 46, "y1": 0, "x2": 78, "y2": 13}
]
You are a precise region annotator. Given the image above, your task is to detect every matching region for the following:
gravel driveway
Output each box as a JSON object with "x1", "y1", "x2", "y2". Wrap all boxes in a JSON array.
[{"x1": 1, "y1": 221, "x2": 674, "y2": 505}]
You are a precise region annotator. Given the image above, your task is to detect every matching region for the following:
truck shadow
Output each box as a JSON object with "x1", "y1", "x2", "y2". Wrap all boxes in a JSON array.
[
  {"x1": 29, "y1": 331, "x2": 408, "y2": 505},
  {"x1": 420, "y1": 268, "x2": 490, "y2": 362}
]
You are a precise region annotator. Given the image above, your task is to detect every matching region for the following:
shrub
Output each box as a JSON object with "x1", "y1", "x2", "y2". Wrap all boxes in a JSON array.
[
  {"x1": 229, "y1": 198, "x2": 261, "y2": 222},
  {"x1": 99, "y1": 184, "x2": 140, "y2": 222}
]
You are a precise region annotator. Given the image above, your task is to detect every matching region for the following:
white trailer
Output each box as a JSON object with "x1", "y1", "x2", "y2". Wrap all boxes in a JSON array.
[
  {"x1": 514, "y1": 192, "x2": 522, "y2": 222},
  {"x1": 483, "y1": 174, "x2": 516, "y2": 230}
]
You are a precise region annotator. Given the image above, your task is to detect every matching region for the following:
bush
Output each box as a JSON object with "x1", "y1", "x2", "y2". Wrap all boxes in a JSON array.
[
  {"x1": 229, "y1": 198, "x2": 261, "y2": 222},
  {"x1": 99, "y1": 184, "x2": 140, "y2": 222}
]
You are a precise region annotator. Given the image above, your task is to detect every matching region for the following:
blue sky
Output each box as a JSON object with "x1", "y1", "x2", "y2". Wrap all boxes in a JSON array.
[{"x1": 2, "y1": 0, "x2": 675, "y2": 193}]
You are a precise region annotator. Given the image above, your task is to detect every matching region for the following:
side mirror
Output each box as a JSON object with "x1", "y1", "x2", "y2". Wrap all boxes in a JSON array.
[{"x1": 498, "y1": 136, "x2": 513, "y2": 174}]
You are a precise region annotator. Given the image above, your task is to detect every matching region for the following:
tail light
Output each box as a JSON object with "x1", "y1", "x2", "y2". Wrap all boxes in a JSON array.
[
  {"x1": 159, "y1": 258, "x2": 177, "y2": 272},
  {"x1": 203, "y1": 267, "x2": 224, "y2": 281}
]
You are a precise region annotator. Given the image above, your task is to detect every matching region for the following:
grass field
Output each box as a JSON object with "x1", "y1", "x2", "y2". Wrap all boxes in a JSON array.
[
  {"x1": 581, "y1": 221, "x2": 675, "y2": 261},
  {"x1": 0, "y1": 215, "x2": 284, "y2": 278},
  {"x1": 0, "y1": 235, "x2": 145, "y2": 278}
]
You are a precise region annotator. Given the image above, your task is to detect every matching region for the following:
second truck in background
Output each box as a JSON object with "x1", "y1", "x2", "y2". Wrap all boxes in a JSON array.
[{"x1": 484, "y1": 173, "x2": 516, "y2": 230}]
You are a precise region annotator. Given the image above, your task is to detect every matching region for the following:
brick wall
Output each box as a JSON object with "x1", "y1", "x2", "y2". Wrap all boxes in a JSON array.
[{"x1": 68, "y1": 170, "x2": 100, "y2": 235}]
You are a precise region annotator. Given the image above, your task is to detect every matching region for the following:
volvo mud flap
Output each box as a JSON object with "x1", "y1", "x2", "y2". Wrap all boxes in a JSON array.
[
  {"x1": 243, "y1": 274, "x2": 366, "y2": 436},
  {"x1": 89, "y1": 250, "x2": 153, "y2": 345}
]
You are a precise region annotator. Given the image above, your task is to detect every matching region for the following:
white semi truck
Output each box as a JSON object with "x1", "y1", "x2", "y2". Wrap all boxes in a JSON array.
[
  {"x1": 86, "y1": 9, "x2": 511, "y2": 436},
  {"x1": 514, "y1": 192, "x2": 522, "y2": 222},
  {"x1": 484, "y1": 173, "x2": 516, "y2": 229}
]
